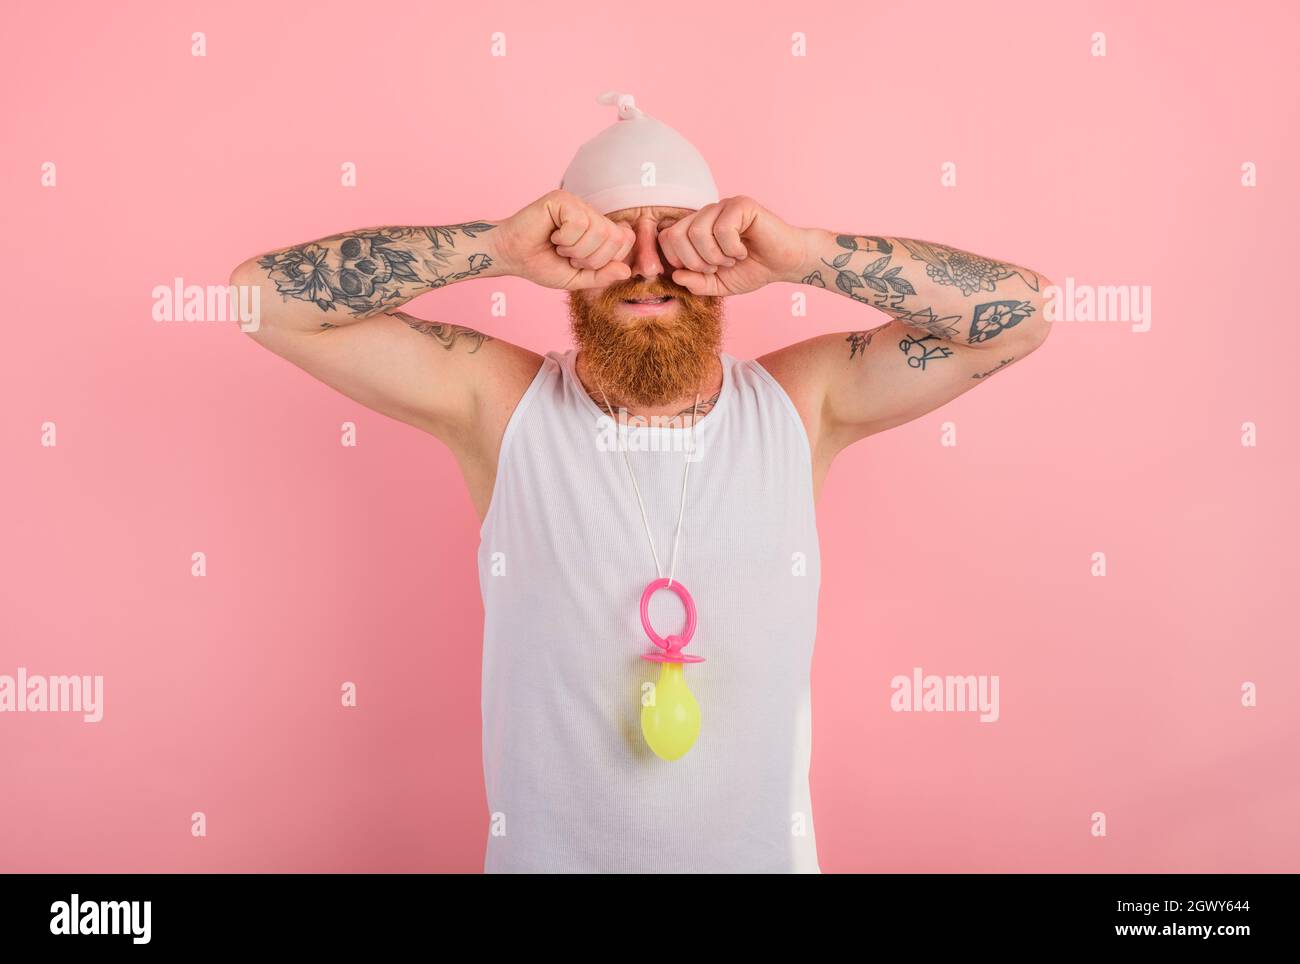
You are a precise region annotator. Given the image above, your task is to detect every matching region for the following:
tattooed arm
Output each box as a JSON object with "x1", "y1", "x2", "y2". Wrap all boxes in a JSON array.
[
  {"x1": 760, "y1": 228, "x2": 1052, "y2": 459},
  {"x1": 653, "y1": 196, "x2": 1050, "y2": 457},
  {"x1": 242, "y1": 222, "x2": 504, "y2": 326},
  {"x1": 229, "y1": 221, "x2": 537, "y2": 447},
  {"x1": 230, "y1": 192, "x2": 642, "y2": 518},
  {"x1": 793, "y1": 230, "x2": 1048, "y2": 347}
]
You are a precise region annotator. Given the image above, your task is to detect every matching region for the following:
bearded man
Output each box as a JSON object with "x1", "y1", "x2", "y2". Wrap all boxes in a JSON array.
[{"x1": 229, "y1": 90, "x2": 1052, "y2": 873}]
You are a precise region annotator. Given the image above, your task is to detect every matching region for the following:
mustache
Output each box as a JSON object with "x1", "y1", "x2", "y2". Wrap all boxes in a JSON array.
[{"x1": 603, "y1": 280, "x2": 693, "y2": 301}]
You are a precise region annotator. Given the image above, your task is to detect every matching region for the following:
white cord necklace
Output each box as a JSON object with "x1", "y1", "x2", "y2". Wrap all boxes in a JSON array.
[
  {"x1": 596, "y1": 373, "x2": 711, "y2": 762},
  {"x1": 596, "y1": 383, "x2": 701, "y2": 588}
]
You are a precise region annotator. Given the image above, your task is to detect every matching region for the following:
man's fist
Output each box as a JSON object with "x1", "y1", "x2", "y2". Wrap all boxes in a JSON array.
[
  {"x1": 490, "y1": 190, "x2": 635, "y2": 291},
  {"x1": 657, "y1": 196, "x2": 807, "y2": 297}
]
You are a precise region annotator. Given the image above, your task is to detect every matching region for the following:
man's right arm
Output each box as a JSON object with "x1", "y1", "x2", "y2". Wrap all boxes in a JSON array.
[{"x1": 229, "y1": 220, "x2": 541, "y2": 447}]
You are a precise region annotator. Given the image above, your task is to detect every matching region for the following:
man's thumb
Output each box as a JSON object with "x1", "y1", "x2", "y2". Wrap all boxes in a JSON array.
[{"x1": 671, "y1": 269, "x2": 711, "y2": 296}]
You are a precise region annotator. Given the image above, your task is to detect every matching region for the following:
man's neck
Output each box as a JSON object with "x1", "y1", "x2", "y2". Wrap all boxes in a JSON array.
[{"x1": 574, "y1": 350, "x2": 724, "y2": 427}]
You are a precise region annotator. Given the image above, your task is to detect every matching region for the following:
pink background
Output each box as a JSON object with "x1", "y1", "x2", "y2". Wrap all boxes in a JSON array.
[{"x1": 2, "y1": 0, "x2": 1297, "y2": 872}]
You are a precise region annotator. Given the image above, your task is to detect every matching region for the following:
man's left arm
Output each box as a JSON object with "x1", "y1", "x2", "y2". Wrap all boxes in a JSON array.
[
  {"x1": 657, "y1": 197, "x2": 1053, "y2": 457},
  {"x1": 774, "y1": 226, "x2": 1052, "y2": 452}
]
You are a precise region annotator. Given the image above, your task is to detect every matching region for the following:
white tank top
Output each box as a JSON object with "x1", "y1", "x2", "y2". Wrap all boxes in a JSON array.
[{"x1": 477, "y1": 347, "x2": 822, "y2": 872}]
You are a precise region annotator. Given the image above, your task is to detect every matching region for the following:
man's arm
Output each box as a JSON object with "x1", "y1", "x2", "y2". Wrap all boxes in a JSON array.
[
  {"x1": 229, "y1": 192, "x2": 637, "y2": 517},
  {"x1": 653, "y1": 196, "x2": 1052, "y2": 465},
  {"x1": 763, "y1": 229, "x2": 1052, "y2": 457},
  {"x1": 228, "y1": 221, "x2": 531, "y2": 443},
  {"x1": 231, "y1": 192, "x2": 637, "y2": 448}
]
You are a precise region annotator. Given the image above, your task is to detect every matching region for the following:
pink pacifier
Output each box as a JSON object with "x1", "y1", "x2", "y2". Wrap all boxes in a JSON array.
[
  {"x1": 639, "y1": 577, "x2": 706, "y2": 663},
  {"x1": 638, "y1": 578, "x2": 705, "y2": 760}
]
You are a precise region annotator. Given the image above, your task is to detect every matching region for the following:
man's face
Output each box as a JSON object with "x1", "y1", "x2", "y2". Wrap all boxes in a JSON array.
[{"x1": 566, "y1": 206, "x2": 725, "y2": 407}]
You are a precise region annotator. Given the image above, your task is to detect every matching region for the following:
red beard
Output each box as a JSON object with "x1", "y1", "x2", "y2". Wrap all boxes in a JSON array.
[{"x1": 566, "y1": 281, "x2": 725, "y2": 406}]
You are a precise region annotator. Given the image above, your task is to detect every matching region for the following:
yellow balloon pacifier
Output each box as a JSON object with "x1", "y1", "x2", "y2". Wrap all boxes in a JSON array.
[{"x1": 638, "y1": 577, "x2": 705, "y2": 761}]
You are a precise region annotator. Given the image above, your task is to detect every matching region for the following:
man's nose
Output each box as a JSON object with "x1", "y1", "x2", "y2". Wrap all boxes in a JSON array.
[{"x1": 624, "y1": 221, "x2": 666, "y2": 280}]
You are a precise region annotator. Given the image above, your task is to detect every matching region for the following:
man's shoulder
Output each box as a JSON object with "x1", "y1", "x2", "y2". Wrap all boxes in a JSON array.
[
  {"x1": 751, "y1": 335, "x2": 850, "y2": 466},
  {"x1": 753, "y1": 336, "x2": 840, "y2": 415},
  {"x1": 477, "y1": 339, "x2": 549, "y2": 412},
  {"x1": 455, "y1": 339, "x2": 549, "y2": 512}
]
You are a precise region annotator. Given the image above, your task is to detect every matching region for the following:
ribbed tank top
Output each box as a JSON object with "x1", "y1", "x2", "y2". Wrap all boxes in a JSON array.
[{"x1": 477, "y1": 347, "x2": 822, "y2": 873}]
